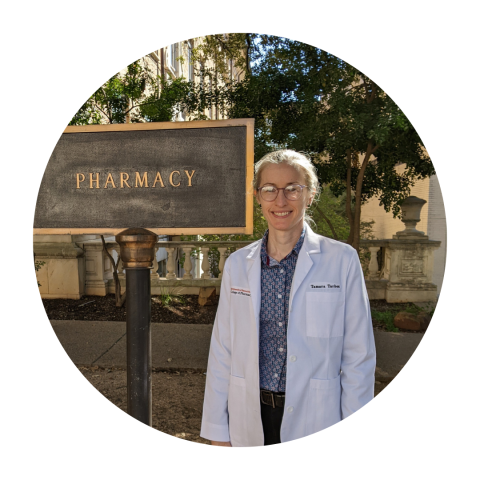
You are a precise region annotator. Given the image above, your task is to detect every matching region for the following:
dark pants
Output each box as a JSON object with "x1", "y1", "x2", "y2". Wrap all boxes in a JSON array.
[{"x1": 261, "y1": 401, "x2": 284, "y2": 445}]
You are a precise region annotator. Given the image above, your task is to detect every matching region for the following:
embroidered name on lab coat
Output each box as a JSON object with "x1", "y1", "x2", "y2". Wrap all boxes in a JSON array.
[
  {"x1": 231, "y1": 287, "x2": 251, "y2": 297},
  {"x1": 309, "y1": 283, "x2": 341, "y2": 290}
]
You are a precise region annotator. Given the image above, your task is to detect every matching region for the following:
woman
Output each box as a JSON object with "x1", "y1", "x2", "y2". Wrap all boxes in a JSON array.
[{"x1": 200, "y1": 150, "x2": 376, "y2": 447}]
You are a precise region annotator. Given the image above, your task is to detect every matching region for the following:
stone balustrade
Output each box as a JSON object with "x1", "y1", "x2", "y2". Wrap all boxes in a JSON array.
[
  {"x1": 100, "y1": 240, "x2": 252, "y2": 296},
  {"x1": 360, "y1": 237, "x2": 440, "y2": 302},
  {"x1": 34, "y1": 197, "x2": 442, "y2": 303}
]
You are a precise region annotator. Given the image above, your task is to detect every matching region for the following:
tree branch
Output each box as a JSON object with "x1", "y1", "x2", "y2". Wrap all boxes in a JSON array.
[
  {"x1": 101, "y1": 235, "x2": 126, "y2": 307},
  {"x1": 317, "y1": 208, "x2": 338, "y2": 240},
  {"x1": 345, "y1": 149, "x2": 354, "y2": 227}
]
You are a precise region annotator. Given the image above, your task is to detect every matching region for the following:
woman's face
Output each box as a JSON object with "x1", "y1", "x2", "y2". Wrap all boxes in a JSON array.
[{"x1": 255, "y1": 163, "x2": 314, "y2": 235}]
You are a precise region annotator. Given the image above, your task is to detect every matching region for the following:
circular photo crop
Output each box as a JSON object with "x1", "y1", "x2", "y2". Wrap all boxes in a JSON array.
[{"x1": 34, "y1": 33, "x2": 446, "y2": 447}]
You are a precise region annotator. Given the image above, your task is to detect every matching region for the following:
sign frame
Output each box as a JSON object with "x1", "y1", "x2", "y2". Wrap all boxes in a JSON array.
[{"x1": 33, "y1": 118, "x2": 255, "y2": 235}]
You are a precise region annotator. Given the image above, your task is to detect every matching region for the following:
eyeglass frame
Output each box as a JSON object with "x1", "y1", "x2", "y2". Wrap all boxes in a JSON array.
[{"x1": 256, "y1": 183, "x2": 309, "y2": 202}]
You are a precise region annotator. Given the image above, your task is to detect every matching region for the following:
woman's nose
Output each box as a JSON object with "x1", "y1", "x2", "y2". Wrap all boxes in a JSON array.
[{"x1": 275, "y1": 189, "x2": 288, "y2": 206}]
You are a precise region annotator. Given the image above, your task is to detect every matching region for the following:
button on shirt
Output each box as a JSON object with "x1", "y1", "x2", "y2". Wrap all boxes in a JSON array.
[{"x1": 259, "y1": 228, "x2": 305, "y2": 392}]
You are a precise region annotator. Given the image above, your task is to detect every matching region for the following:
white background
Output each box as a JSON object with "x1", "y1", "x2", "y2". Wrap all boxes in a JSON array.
[{"x1": 1, "y1": 1, "x2": 477, "y2": 478}]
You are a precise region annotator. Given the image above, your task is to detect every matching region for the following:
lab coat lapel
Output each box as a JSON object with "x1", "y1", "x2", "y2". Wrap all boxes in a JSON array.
[
  {"x1": 289, "y1": 225, "x2": 321, "y2": 310},
  {"x1": 246, "y1": 242, "x2": 262, "y2": 335}
]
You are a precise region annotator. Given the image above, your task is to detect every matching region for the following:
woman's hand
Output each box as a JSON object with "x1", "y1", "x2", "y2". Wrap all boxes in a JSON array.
[{"x1": 211, "y1": 441, "x2": 232, "y2": 447}]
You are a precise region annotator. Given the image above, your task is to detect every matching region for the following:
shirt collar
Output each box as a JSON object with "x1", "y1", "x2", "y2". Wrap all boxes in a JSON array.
[{"x1": 260, "y1": 226, "x2": 306, "y2": 266}]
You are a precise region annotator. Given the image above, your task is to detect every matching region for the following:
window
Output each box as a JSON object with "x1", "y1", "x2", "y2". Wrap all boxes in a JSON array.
[
  {"x1": 168, "y1": 43, "x2": 178, "y2": 73},
  {"x1": 187, "y1": 41, "x2": 194, "y2": 81}
]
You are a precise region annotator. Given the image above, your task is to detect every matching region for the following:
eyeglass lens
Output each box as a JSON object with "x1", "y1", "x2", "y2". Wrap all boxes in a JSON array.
[{"x1": 260, "y1": 185, "x2": 303, "y2": 201}]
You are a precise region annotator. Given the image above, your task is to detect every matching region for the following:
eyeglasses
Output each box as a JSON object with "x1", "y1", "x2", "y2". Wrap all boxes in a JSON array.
[{"x1": 257, "y1": 184, "x2": 307, "y2": 201}]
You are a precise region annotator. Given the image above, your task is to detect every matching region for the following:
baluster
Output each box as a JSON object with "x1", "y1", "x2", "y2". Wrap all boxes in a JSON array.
[
  {"x1": 194, "y1": 246, "x2": 201, "y2": 279},
  {"x1": 166, "y1": 247, "x2": 177, "y2": 279},
  {"x1": 201, "y1": 246, "x2": 211, "y2": 279},
  {"x1": 368, "y1": 246, "x2": 380, "y2": 279},
  {"x1": 218, "y1": 247, "x2": 228, "y2": 279},
  {"x1": 182, "y1": 247, "x2": 193, "y2": 279},
  {"x1": 151, "y1": 247, "x2": 159, "y2": 279}
]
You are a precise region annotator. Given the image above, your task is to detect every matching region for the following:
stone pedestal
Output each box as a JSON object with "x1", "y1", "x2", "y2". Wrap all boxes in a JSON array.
[
  {"x1": 384, "y1": 239, "x2": 440, "y2": 302},
  {"x1": 33, "y1": 237, "x2": 85, "y2": 299},
  {"x1": 84, "y1": 243, "x2": 111, "y2": 296},
  {"x1": 365, "y1": 279, "x2": 388, "y2": 300},
  {"x1": 361, "y1": 196, "x2": 441, "y2": 303}
]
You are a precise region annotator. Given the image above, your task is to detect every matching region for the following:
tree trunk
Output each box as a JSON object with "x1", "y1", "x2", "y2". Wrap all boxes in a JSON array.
[
  {"x1": 345, "y1": 150, "x2": 355, "y2": 245},
  {"x1": 125, "y1": 98, "x2": 132, "y2": 124},
  {"x1": 351, "y1": 143, "x2": 375, "y2": 252},
  {"x1": 349, "y1": 79, "x2": 379, "y2": 252},
  {"x1": 101, "y1": 235, "x2": 126, "y2": 307}
]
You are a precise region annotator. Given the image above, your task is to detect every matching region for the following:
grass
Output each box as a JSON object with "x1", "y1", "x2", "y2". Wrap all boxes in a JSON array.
[
  {"x1": 370, "y1": 301, "x2": 436, "y2": 332},
  {"x1": 152, "y1": 287, "x2": 187, "y2": 307},
  {"x1": 371, "y1": 310, "x2": 399, "y2": 332},
  {"x1": 161, "y1": 293, "x2": 186, "y2": 307}
]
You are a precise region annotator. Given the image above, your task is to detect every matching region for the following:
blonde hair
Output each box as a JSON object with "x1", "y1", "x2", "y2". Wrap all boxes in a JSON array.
[{"x1": 254, "y1": 149, "x2": 320, "y2": 225}]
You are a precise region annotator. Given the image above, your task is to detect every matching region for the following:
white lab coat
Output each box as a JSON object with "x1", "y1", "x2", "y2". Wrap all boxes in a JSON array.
[{"x1": 200, "y1": 224, "x2": 376, "y2": 447}]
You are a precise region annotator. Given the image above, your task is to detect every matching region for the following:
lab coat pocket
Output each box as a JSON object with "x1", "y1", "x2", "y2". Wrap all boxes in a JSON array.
[
  {"x1": 306, "y1": 375, "x2": 342, "y2": 435},
  {"x1": 227, "y1": 375, "x2": 247, "y2": 445},
  {"x1": 306, "y1": 292, "x2": 344, "y2": 338}
]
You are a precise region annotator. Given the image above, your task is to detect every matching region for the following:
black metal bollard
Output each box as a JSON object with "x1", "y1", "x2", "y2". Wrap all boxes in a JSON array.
[{"x1": 115, "y1": 228, "x2": 158, "y2": 426}]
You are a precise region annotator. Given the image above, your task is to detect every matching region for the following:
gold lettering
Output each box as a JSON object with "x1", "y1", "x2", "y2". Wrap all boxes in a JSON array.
[
  {"x1": 104, "y1": 173, "x2": 116, "y2": 188},
  {"x1": 152, "y1": 171, "x2": 165, "y2": 188},
  {"x1": 89, "y1": 173, "x2": 100, "y2": 189},
  {"x1": 184, "y1": 169, "x2": 195, "y2": 187},
  {"x1": 76, "y1": 173, "x2": 85, "y2": 189},
  {"x1": 135, "y1": 172, "x2": 149, "y2": 188},
  {"x1": 169, "y1": 170, "x2": 181, "y2": 187},
  {"x1": 120, "y1": 172, "x2": 131, "y2": 188}
]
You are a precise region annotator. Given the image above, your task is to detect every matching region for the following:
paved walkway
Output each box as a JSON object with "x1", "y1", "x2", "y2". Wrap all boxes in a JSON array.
[{"x1": 50, "y1": 320, "x2": 424, "y2": 381}]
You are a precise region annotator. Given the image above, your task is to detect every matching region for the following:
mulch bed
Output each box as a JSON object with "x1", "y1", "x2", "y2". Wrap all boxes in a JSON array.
[
  {"x1": 43, "y1": 294, "x2": 426, "y2": 332},
  {"x1": 43, "y1": 294, "x2": 218, "y2": 324}
]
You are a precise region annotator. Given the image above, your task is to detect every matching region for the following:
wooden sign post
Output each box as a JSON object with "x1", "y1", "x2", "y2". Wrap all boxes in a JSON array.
[{"x1": 34, "y1": 119, "x2": 254, "y2": 426}]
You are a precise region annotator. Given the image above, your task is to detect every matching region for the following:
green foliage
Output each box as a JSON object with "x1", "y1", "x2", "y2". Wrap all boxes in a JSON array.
[
  {"x1": 154, "y1": 288, "x2": 186, "y2": 307},
  {"x1": 139, "y1": 78, "x2": 191, "y2": 122},
  {"x1": 35, "y1": 260, "x2": 45, "y2": 272},
  {"x1": 69, "y1": 59, "x2": 190, "y2": 125},
  {"x1": 371, "y1": 310, "x2": 399, "y2": 332},
  {"x1": 35, "y1": 260, "x2": 45, "y2": 287},
  {"x1": 308, "y1": 185, "x2": 351, "y2": 240},
  {"x1": 371, "y1": 301, "x2": 435, "y2": 332},
  {"x1": 190, "y1": 33, "x2": 251, "y2": 80},
  {"x1": 68, "y1": 36, "x2": 435, "y2": 250},
  {"x1": 186, "y1": 34, "x2": 435, "y2": 246},
  {"x1": 404, "y1": 302, "x2": 436, "y2": 317}
]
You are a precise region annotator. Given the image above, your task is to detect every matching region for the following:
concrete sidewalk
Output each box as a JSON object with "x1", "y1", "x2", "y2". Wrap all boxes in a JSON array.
[{"x1": 50, "y1": 320, "x2": 424, "y2": 381}]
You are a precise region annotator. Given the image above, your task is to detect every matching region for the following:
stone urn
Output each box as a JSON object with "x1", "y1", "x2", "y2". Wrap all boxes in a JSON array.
[{"x1": 395, "y1": 196, "x2": 427, "y2": 237}]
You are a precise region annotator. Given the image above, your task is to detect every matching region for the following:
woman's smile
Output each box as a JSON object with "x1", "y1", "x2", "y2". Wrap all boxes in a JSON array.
[{"x1": 272, "y1": 211, "x2": 292, "y2": 217}]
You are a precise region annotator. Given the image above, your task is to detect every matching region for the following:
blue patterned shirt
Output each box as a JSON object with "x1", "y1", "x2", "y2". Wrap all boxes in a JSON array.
[{"x1": 259, "y1": 227, "x2": 305, "y2": 392}]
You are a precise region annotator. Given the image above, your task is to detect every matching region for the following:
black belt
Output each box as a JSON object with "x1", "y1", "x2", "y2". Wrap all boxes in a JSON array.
[{"x1": 260, "y1": 389, "x2": 285, "y2": 408}]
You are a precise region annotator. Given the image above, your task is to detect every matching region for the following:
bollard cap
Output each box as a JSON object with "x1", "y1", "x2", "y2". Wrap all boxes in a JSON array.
[{"x1": 115, "y1": 228, "x2": 158, "y2": 268}]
